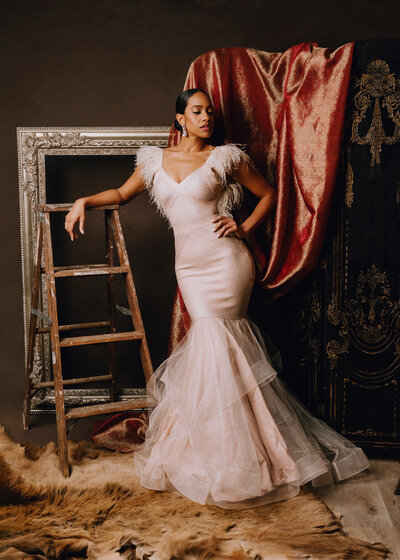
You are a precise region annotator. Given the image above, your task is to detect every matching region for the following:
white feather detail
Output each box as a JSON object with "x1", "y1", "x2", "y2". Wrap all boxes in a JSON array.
[
  {"x1": 208, "y1": 143, "x2": 255, "y2": 217},
  {"x1": 135, "y1": 145, "x2": 170, "y2": 224}
]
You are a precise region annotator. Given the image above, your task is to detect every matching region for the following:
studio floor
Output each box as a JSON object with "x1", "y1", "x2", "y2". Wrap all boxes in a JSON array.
[{"x1": 314, "y1": 458, "x2": 400, "y2": 559}]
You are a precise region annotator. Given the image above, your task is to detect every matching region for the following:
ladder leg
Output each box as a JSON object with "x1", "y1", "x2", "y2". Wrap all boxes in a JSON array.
[
  {"x1": 43, "y1": 212, "x2": 69, "y2": 477},
  {"x1": 105, "y1": 211, "x2": 117, "y2": 402},
  {"x1": 110, "y1": 210, "x2": 154, "y2": 382},
  {"x1": 23, "y1": 220, "x2": 43, "y2": 430}
]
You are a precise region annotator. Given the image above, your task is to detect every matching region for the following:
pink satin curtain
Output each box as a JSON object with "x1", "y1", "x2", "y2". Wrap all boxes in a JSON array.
[{"x1": 167, "y1": 41, "x2": 354, "y2": 354}]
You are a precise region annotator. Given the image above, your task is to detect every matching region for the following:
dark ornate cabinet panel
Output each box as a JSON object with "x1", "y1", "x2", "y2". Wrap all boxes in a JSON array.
[
  {"x1": 324, "y1": 40, "x2": 400, "y2": 453},
  {"x1": 255, "y1": 39, "x2": 400, "y2": 455}
]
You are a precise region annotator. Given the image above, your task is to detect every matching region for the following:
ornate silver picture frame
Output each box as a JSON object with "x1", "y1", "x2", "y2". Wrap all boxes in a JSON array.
[{"x1": 17, "y1": 126, "x2": 170, "y2": 412}]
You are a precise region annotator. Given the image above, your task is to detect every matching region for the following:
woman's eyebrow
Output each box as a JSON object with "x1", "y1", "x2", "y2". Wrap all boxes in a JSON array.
[{"x1": 191, "y1": 104, "x2": 212, "y2": 109}]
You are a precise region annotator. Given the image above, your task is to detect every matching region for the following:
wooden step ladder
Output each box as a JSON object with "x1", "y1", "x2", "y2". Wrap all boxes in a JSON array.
[{"x1": 24, "y1": 203, "x2": 153, "y2": 476}]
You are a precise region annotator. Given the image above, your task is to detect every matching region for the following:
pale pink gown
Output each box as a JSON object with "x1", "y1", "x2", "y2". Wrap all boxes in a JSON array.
[{"x1": 133, "y1": 143, "x2": 370, "y2": 509}]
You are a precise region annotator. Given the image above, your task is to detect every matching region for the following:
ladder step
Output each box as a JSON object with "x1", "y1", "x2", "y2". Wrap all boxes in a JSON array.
[
  {"x1": 65, "y1": 398, "x2": 150, "y2": 420},
  {"x1": 54, "y1": 265, "x2": 128, "y2": 278},
  {"x1": 37, "y1": 320, "x2": 110, "y2": 334},
  {"x1": 59, "y1": 331, "x2": 144, "y2": 347},
  {"x1": 37, "y1": 203, "x2": 120, "y2": 212},
  {"x1": 33, "y1": 374, "x2": 113, "y2": 389},
  {"x1": 53, "y1": 264, "x2": 108, "y2": 272}
]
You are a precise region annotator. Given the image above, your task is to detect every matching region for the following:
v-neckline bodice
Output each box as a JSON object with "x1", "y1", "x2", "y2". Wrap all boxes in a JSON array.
[{"x1": 160, "y1": 146, "x2": 216, "y2": 185}]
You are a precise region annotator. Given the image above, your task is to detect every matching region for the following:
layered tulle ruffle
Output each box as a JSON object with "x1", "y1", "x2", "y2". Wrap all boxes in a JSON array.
[{"x1": 133, "y1": 317, "x2": 370, "y2": 509}]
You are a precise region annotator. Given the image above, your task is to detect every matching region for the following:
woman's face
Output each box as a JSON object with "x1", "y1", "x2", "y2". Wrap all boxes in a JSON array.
[{"x1": 177, "y1": 91, "x2": 215, "y2": 139}]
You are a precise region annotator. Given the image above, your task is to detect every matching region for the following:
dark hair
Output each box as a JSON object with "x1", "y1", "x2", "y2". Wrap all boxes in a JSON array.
[{"x1": 173, "y1": 88, "x2": 212, "y2": 132}]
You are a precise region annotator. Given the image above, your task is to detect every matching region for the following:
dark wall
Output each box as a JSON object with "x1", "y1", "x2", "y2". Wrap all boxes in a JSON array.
[{"x1": 1, "y1": 0, "x2": 399, "y2": 444}]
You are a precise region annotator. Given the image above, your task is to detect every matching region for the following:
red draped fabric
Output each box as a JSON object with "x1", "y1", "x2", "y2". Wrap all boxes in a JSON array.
[
  {"x1": 92, "y1": 41, "x2": 355, "y2": 449},
  {"x1": 167, "y1": 41, "x2": 354, "y2": 354}
]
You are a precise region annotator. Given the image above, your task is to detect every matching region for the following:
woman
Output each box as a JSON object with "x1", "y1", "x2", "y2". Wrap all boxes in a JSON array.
[{"x1": 65, "y1": 88, "x2": 370, "y2": 510}]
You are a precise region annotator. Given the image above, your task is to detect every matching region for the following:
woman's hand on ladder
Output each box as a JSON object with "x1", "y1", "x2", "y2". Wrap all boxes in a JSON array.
[{"x1": 64, "y1": 198, "x2": 87, "y2": 241}]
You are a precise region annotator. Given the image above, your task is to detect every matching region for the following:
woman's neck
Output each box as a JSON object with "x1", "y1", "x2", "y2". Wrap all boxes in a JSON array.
[{"x1": 176, "y1": 137, "x2": 212, "y2": 153}]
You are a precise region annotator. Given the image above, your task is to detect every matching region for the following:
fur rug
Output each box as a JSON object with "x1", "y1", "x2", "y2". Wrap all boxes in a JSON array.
[{"x1": 0, "y1": 425, "x2": 389, "y2": 560}]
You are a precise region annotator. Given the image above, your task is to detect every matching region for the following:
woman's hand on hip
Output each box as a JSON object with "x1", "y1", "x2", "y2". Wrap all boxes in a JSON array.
[
  {"x1": 212, "y1": 215, "x2": 246, "y2": 239},
  {"x1": 64, "y1": 198, "x2": 86, "y2": 241}
]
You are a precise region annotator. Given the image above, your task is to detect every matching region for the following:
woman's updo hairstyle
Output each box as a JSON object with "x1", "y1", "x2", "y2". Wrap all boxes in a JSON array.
[{"x1": 174, "y1": 88, "x2": 211, "y2": 132}]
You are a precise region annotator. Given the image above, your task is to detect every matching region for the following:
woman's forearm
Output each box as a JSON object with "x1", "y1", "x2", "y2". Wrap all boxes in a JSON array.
[
  {"x1": 65, "y1": 168, "x2": 145, "y2": 240},
  {"x1": 80, "y1": 188, "x2": 125, "y2": 208},
  {"x1": 240, "y1": 191, "x2": 277, "y2": 235}
]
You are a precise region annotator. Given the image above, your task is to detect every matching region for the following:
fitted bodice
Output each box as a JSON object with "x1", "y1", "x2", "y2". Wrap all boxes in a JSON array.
[
  {"x1": 135, "y1": 143, "x2": 257, "y2": 321},
  {"x1": 135, "y1": 143, "x2": 255, "y2": 232},
  {"x1": 153, "y1": 155, "x2": 224, "y2": 230}
]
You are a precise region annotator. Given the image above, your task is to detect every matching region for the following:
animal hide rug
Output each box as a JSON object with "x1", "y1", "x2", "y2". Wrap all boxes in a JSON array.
[{"x1": 0, "y1": 425, "x2": 389, "y2": 560}]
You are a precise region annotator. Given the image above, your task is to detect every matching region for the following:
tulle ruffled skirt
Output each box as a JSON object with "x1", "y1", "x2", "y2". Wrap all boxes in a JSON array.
[{"x1": 133, "y1": 316, "x2": 370, "y2": 509}]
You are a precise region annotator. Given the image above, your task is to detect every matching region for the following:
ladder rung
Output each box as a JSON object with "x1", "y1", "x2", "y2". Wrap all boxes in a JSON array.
[
  {"x1": 53, "y1": 264, "x2": 108, "y2": 272},
  {"x1": 54, "y1": 265, "x2": 128, "y2": 278},
  {"x1": 65, "y1": 398, "x2": 150, "y2": 420},
  {"x1": 59, "y1": 331, "x2": 144, "y2": 347},
  {"x1": 37, "y1": 320, "x2": 110, "y2": 334},
  {"x1": 33, "y1": 374, "x2": 113, "y2": 388},
  {"x1": 37, "y1": 203, "x2": 119, "y2": 212}
]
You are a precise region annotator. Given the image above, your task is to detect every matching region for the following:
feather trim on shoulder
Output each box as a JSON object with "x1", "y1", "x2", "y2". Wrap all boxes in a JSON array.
[
  {"x1": 209, "y1": 143, "x2": 255, "y2": 217},
  {"x1": 135, "y1": 146, "x2": 170, "y2": 224},
  {"x1": 135, "y1": 145, "x2": 162, "y2": 189}
]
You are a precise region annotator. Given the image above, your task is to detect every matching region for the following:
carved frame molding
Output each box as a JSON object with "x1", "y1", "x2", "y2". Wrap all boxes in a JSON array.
[{"x1": 17, "y1": 126, "x2": 170, "y2": 412}]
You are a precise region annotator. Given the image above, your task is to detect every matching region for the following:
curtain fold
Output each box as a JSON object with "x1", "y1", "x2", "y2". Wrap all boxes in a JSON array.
[{"x1": 167, "y1": 41, "x2": 354, "y2": 354}]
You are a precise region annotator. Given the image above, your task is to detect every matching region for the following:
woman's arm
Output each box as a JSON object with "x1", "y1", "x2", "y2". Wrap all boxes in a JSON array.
[
  {"x1": 64, "y1": 165, "x2": 147, "y2": 241},
  {"x1": 212, "y1": 160, "x2": 277, "y2": 238}
]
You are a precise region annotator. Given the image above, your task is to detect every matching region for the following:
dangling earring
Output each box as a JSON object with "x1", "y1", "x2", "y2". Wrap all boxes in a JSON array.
[{"x1": 182, "y1": 124, "x2": 188, "y2": 137}]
